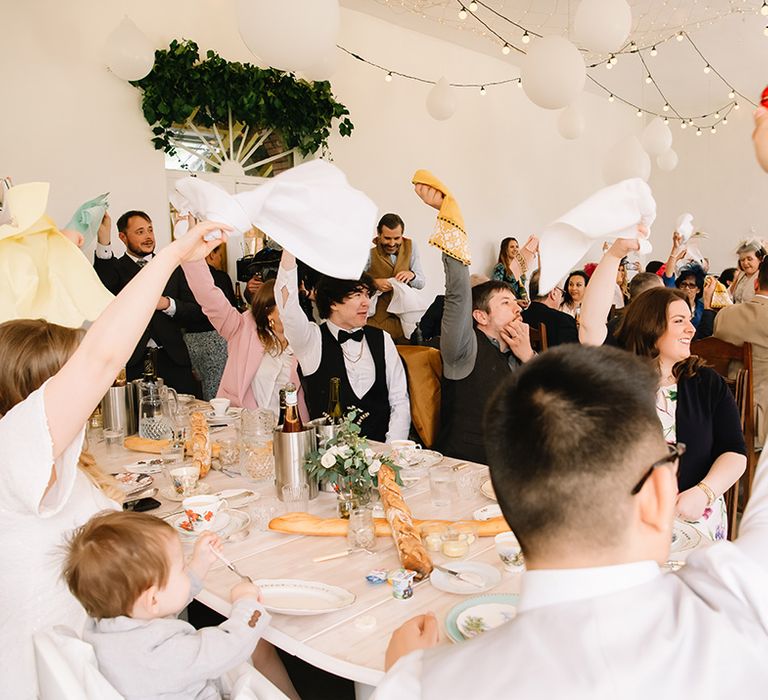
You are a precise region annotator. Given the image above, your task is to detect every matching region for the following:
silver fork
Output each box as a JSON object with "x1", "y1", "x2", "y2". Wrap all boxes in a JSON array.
[{"x1": 209, "y1": 545, "x2": 253, "y2": 583}]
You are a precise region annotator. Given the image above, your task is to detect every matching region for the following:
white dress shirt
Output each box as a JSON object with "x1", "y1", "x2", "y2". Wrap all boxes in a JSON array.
[
  {"x1": 374, "y1": 451, "x2": 768, "y2": 700},
  {"x1": 251, "y1": 347, "x2": 294, "y2": 417},
  {"x1": 275, "y1": 263, "x2": 410, "y2": 442}
]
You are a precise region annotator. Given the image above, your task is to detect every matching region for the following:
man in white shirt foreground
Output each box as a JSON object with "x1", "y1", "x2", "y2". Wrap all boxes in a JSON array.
[
  {"x1": 276, "y1": 250, "x2": 410, "y2": 443},
  {"x1": 376, "y1": 344, "x2": 768, "y2": 699}
]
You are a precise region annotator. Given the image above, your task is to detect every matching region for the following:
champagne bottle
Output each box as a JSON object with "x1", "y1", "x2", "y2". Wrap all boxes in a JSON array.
[
  {"x1": 326, "y1": 377, "x2": 343, "y2": 425},
  {"x1": 277, "y1": 388, "x2": 287, "y2": 426},
  {"x1": 281, "y1": 383, "x2": 304, "y2": 433},
  {"x1": 234, "y1": 282, "x2": 247, "y2": 312}
]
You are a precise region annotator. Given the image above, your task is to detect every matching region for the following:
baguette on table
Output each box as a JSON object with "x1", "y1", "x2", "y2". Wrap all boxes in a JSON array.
[
  {"x1": 268, "y1": 512, "x2": 510, "y2": 538},
  {"x1": 123, "y1": 435, "x2": 220, "y2": 459}
]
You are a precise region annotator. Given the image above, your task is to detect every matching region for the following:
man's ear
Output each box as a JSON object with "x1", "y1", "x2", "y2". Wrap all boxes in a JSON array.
[
  {"x1": 472, "y1": 309, "x2": 488, "y2": 326},
  {"x1": 637, "y1": 465, "x2": 678, "y2": 534},
  {"x1": 118, "y1": 231, "x2": 127, "y2": 247}
]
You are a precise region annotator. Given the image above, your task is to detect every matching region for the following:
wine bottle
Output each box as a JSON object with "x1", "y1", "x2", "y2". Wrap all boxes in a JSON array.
[
  {"x1": 234, "y1": 282, "x2": 248, "y2": 312},
  {"x1": 281, "y1": 383, "x2": 304, "y2": 433},
  {"x1": 277, "y1": 388, "x2": 287, "y2": 427},
  {"x1": 326, "y1": 377, "x2": 343, "y2": 425}
]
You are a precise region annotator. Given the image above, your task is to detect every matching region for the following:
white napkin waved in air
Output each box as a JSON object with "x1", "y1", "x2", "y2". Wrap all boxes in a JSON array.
[
  {"x1": 538, "y1": 178, "x2": 656, "y2": 293},
  {"x1": 170, "y1": 160, "x2": 378, "y2": 279},
  {"x1": 386, "y1": 279, "x2": 430, "y2": 339},
  {"x1": 674, "y1": 212, "x2": 708, "y2": 270}
]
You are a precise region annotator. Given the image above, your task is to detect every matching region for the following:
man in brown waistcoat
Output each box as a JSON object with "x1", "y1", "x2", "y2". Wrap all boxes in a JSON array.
[{"x1": 366, "y1": 213, "x2": 425, "y2": 341}]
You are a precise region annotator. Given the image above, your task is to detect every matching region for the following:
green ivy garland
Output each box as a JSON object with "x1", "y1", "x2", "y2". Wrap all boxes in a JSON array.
[{"x1": 131, "y1": 39, "x2": 353, "y2": 158}]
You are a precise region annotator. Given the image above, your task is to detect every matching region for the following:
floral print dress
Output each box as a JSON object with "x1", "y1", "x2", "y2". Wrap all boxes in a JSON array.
[
  {"x1": 656, "y1": 384, "x2": 727, "y2": 541},
  {"x1": 491, "y1": 263, "x2": 528, "y2": 303}
]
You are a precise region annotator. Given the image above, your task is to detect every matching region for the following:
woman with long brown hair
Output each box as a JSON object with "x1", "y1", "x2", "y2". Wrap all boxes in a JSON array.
[
  {"x1": 580, "y1": 238, "x2": 746, "y2": 541},
  {"x1": 181, "y1": 258, "x2": 308, "y2": 420},
  {"x1": 0, "y1": 221, "x2": 228, "y2": 698}
]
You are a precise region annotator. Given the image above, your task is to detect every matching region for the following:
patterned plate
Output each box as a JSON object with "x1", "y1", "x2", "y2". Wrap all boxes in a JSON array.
[
  {"x1": 445, "y1": 594, "x2": 519, "y2": 644},
  {"x1": 112, "y1": 472, "x2": 154, "y2": 496},
  {"x1": 670, "y1": 520, "x2": 702, "y2": 553},
  {"x1": 254, "y1": 579, "x2": 356, "y2": 615}
]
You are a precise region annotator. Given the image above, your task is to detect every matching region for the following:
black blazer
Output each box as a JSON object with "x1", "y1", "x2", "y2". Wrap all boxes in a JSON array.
[
  {"x1": 94, "y1": 254, "x2": 207, "y2": 368},
  {"x1": 522, "y1": 301, "x2": 579, "y2": 347}
]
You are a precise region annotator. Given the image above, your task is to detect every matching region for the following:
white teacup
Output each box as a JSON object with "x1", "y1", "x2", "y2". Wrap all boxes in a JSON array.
[
  {"x1": 210, "y1": 398, "x2": 231, "y2": 417},
  {"x1": 495, "y1": 532, "x2": 525, "y2": 573},
  {"x1": 389, "y1": 439, "x2": 422, "y2": 465},
  {"x1": 182, "y1": 495, "x2": 228, "y2": 532},
  {"x1": 170, "y1": 466, "x2": 199, "y2": 497}
]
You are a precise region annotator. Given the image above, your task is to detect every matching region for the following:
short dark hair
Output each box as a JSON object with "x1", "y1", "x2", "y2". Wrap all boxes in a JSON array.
[
  {"x1": 628, "y1": 272, "x2": 662, "y2": 300},
  {"x1": 484, "y1": 345, "x2": 664, "y2": 555},
  {"x1": 719, "y1": 267, "x2": 738, "y2": 288},
  {"x1": 377, "y1": 213, "x2": 405, "y2": 234},
  {"x1": 471, "y1": 280, "x2": 514, "y2": 313},
  {"x1": 645, "y1": 260, "x2": 664, "y2": 274},
  {"x1": 316, "y1": 273, "x2": 376, "y2": 319},
  {"x1": 116, "y1": 210, "x2": 151, "y2": 234},
  {"x1": 675, "y1": 263, "x2": 705, "y2": 297},
  {"x1": 759, "y1": 259, "x2": 768, "y2": 291}
]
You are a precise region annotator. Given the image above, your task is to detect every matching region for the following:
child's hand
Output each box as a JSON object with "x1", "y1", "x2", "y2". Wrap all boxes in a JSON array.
[
  {"x1": 190, "y1": 532, "x2": 222, "y2": 573},
  {"x1": 231, "y1": 581, "x2": 262, "y2": 603}
]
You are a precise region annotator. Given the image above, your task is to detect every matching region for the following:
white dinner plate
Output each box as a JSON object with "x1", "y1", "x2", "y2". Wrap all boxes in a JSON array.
[
  {"x1": 430, "y1": 562, "x2": 501, "y2": 595},
  {"x1": 473, "y1": 504, "x2": 502, "y2": 521},
  {"x1": 408, "y1": 450, "x2": 443, "y2": 468},
  {"x1": 213, "y1": 488, "x2": 260, "y2": 507},
  {"x1": 160, "y1": 483, "x2": 211, "y2": 502},
  {"x1": 254, "y1": 579, "x2": 356, "y2": 615},
  {"x1": 205, "y1": 410, "x2": 238, "y2": 425},
  {"x1": 480, "y1": 479, "x2": 497, "y2": 501},
  {"x1": 123, "y1": 458, "x2": 165, "y2": 474},
  {"x1": 670, "y1": 520, "x2": 702, "y2": 554},
  {"x1": 112, "y1": 472, "x2": 154, "y2": 495},
  {"x1": 456, "y1": 601, "x2": 517, "y2": 639}
]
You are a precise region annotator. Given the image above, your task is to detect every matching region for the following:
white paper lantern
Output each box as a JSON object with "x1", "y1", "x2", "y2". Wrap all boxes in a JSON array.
[
  {"x1": 303, "y1": 50, "x2": 339, "y2": 82},
  {"x1": 573, "y1": 0, "x2": 632, "y2": 54},
  {"x1": 657, "y1": 149, "x2": 679, "y2": 171},
  {"x1": 104, "y1": 17, "x2": 155, "y2": 81},
  {"x1": 236, "y1": 0, "x2": 340, "y2": 73},
  {"x1": 426, "y1": 77, "x2": 456, "y2": 121},
  {"x1": 557, "y1": 103, "x2": 586, "y2": 139},
  {"x1": 522, "y1": 36, "x2": 586, "y2": 110},
  {"x1": 603, "y1": 136, "x2": 651, "y2": 184},
  {"x1": 641, "y1": 118, "x2": 673, "y2": 156}
]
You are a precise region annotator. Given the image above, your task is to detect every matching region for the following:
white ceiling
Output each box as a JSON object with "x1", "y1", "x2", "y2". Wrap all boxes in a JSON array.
[{"x1": 341, "y1": 0, "x2": 768, "y2": 125}]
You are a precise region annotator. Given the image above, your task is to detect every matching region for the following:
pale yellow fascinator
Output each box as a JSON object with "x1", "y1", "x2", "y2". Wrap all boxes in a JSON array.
[
  {"x1": 411, "y1": 170, "x2": 471, "y2": 266},
  {"x1": 0, "y1": 183, "x2": 113, "y2": 328}
]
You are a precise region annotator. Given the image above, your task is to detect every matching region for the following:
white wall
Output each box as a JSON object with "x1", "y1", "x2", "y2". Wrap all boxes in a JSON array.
[{"x1": 2, "y1": 0, "x2": 760, "y2": 301}]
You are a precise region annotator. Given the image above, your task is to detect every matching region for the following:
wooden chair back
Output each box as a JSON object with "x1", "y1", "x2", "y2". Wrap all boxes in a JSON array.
[
  {"x1": 529, "y1": 322, "x2": 548, "y2": 353},
  {"x1": 690, "y1": 337, "x2": 756, "y2": 538},
  {"x1": 396, "y1": 345, "x2": 443, "y2": 448}
]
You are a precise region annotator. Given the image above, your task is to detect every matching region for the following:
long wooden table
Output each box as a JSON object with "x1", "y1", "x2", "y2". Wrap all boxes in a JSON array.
[{"x1": 97, "y1": 435, "x2": 519, "y2": 694}]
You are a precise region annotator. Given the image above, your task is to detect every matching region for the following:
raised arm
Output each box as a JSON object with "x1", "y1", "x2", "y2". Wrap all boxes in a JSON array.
[
  {"x1": 579, "y1": 238, "x2": 640, "y2": 346},
  {"x1": 181, "y1": 259, "x2": 244, "y2": 340},
  {"x1": 508, "y1": 235, "x2": 539, "y2": 281},
  {"x1": 46, "y1": 222, "x2": 228, "y2": 457},
  {"x1": 663, "y1": 231, "x2": 687, "y2": 285}
]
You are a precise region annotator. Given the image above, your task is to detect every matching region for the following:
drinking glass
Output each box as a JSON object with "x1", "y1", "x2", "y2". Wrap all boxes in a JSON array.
[
  {"x1": 217, "y1": 437, "x2": 240, "y2": 471},
  {"x1": 103, "y1": 428, "x2": 124, "y2": 457},
  {"x1": 249, "y1": 499, "x2": 283, "y2": 531},
  {"x1": 160, "y1": 445, "x2": 185, "y2": 487},
  {"x1": 281, "y1": 483, "x2": 309, "y2": 513},
  {"x1": 429, "y1": 466, "x2": 457, "y2": 507},
  {"x1": 347, "y1": 507, "x2": 376, "y2": 550}
]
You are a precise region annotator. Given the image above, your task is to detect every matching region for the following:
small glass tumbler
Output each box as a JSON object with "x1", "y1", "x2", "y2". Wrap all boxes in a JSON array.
[
  {"x1": 217, "y1": 437, "x2": 240, "y2": 471},
  {"x1": 250, "y1": 498, "x2": 283, "y2": 531},
  {"x1": 281, "y1": 483, "x2": 309, "y2": 513},
  {"x1": 103, "y1": 429, "x2": 124, "y2": 457},
  {"x1": 160, "y1": 445, "x2": 185, "y2": 487},
  {"x1": 429, "y1": 466, "x2": 458, "y2": 507},
  {"x1": 347, "y1": 506, "x2": 376, "y2": 551}
]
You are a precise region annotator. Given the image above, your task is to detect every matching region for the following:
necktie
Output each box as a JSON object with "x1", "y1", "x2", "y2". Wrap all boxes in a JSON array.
[{"x1": 337, "y1": 329, "x2": 364, "y2": 344}]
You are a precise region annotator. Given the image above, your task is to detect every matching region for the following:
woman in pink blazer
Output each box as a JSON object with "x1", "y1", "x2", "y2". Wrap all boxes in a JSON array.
[{"x1": 181, "y1": 260, "x2": 309, "y2": 420}]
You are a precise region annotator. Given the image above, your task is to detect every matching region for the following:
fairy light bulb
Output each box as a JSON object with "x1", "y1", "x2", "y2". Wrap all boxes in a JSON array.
[
  {"x1": 610, "y1": 54, "x2": 618, "y2": 65},
  {"x1": 458, "y1": 7, "x2": 468, "y2": 19},
  {"x1": 630, "y1": 41, "x2": 638, "y2": 52},
  {"x1": 663, "y1": 103, "x2": 670, "y2": 112},
  {"x1": 501, "y1": 43, "x2": 511, "y2": 55},
  {"x1": 696, "y1": 128, "x2": 702, "y2": 136},
  {"x1": 606, "y1": 62, "x2": 613, "y2": 70},
  {"x1": 650, "y1": 45, "x2": 658, "y2": 56},
  {"x1": 516, "y1": 78, "x2": 522, "y2": 88},
  {"x1": 711, "y1": 126, "x2": 717, "y2": 134},
  {"x1": 636, "y1": 108, "x2": 643, "y2": 117},
  {"x1": 522, "y1": 31, "x2": 531, "y2": 44},
  {"x1": 703, "y1": 64, "x2": 711, "y2": 74},
  {"x1": 677, "y1": 31, "x2": 685, "y2": 41},
  {"x1": 681, "y1": 121, "x2": 688, "y2": 129},
  {"x1": 763, "y1": 25, "x2": 768, "y2": 36},
  {"x1": 723, "y1": 116, "x2": 728, "y2": 125},
  {"x1": 608, "y1": 93, "x2": 615, "y2": 102},
  {"x1": 734, "y1": 101, "x2": 740, "y2": 110},
  {"x1": 762, "y1": 1, "x2": 768, "y2": 15},
  {"x1": 469, "y1": 1, "x2": 478, "y2": 11},
  {"x1": 663, "y1": 117, "x2": 669, "y2": 124},
  {"x1": 714, "y1": 111, "x2": 720, "y2": 119},
  {"x1": 385, "y1": 72, "x2": 393, "y2": 82},
  {"x1": 645, "y1": 74, "x2": 652, "y2": 83},
  {"x1": 479, "y1": 85, "x2": 486, "y2": 96},
  {"x1": 728, "y1": 90, "x2": 736, "y2": 99}
]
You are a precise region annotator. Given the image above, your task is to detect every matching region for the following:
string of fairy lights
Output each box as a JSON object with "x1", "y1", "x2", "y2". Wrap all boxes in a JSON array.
[{"x1": 338, "y1": 0, "x2": 762, "y2": 135}]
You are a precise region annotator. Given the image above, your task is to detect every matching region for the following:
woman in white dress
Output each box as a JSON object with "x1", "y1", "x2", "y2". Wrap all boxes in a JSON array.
[{"x1": 0, "y1": 220, "x2": 227, "y2": 698}]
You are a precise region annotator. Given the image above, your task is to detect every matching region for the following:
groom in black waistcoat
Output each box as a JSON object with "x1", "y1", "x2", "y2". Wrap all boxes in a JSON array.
[{"x1": 93, "y1": 210, "x2": 206, "y2": 396}]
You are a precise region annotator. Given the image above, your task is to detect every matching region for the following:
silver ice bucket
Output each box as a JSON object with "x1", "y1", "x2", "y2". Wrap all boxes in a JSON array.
[
  {"x1": 101, "y1": 385, "x2": 138, "y2": 436},
  {"x1": 273, "y1": 428, "x2": 318, "y2": 500}
]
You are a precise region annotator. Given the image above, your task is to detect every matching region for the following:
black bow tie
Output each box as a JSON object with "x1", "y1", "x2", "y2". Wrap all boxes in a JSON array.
[{"x1": 337, "y1": 329, "x2": 364, "y2": 344}]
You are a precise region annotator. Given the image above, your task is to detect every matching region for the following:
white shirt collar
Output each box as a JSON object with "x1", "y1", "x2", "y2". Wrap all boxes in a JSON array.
[
  {"x1": 325, "y1": 319, "x2": 364, "y2": 341},
  {"x1": 517, "y1": 560, "x2": 660, "y2": 613},
  {"x1": 125, "y1": 251, "x2": 154, "y2": 265}
]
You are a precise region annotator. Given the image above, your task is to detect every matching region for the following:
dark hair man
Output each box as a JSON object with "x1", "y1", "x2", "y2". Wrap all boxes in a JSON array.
[
  {"x1": 94, "y1": 211, "x2": 206, "y2": 395},
  {"x1": 378, "y1": 344, "x2": 768, "y2": 698},
  {"x1": 365, "y1": 212, "x2": 426, "y2": 342},
  {"x1": 275, "y1": 250, "x2": 410, "y2": 442},
  {"x1": 521, "y1": 269, "x2": 579, "y2": 347}
]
